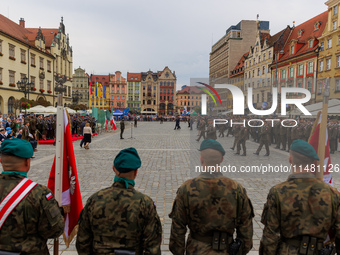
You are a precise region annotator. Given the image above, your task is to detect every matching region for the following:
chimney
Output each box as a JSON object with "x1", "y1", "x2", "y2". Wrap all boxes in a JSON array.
[{"x1": 19, "y1": 18, "x2": 25, "y2": 28}]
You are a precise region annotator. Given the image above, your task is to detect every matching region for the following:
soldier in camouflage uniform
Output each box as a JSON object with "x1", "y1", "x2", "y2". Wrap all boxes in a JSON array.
[
  {"x1": 76, "y1": 147, "x2": 162, "y2": 255},
  {"x1": 169, "y1": 139, "x2": 254, "y2": 254},
  {"x1": 260, "y1": 139, "x2": 340, "y2": 255},
  {"x1": 236, "y1": 125, "x2": 248, "y2": 156},
  {"x1": 0, "y1": 138, "x2": 64, "y2": 254},
  {"x1": 254, "y1": 122, "x2": 270, "y2": 156}
]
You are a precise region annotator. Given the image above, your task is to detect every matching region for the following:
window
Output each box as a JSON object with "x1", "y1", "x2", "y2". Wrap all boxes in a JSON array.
[
  {"x1": 309, "y1": 40, "x2": 313, "y2": 48},
  {"x1": 338, "y1": 36, "x2": 340, "y2": 45},
  {"x1": 320, "y1": 42, "x2": 324, "y2": 51},
  {"x1": 0, "y1": 40, "x2": 2, "y2": 53},
  {"x1": 9, "y1": 70, "x2": 15, "y2": 85},
  {"x1": 328, "y1": 38, "x2": 332, "y2": 49},
  {"x1": 122, "y1": 96, "x2": 125, "y2": 100},
  {"x1": 263, "y1": 66, "x2": 266, "y2": 74},
  {"x1": 308, "y1": 62, "x2": 313, "y2": 74},
  {"x1": 326, "y1": 58, "x2": 331, "y2": 70},
  {"x1": 263, "y1": 53, "x2": 266, "y2": 60},
  {"x1": 282, "y1": 69, "x2": 286, "y2": 79},
  {"x1": 298, "y1": 65, "x2": 303, "y2": 76},
  {"x1": 297, "y1": 82, "x2": 302, "y2": 88},
  {"x1": 335, "y1": 5, "x2": 338, "y2": 15},
  {"x1": 307, "y1": 81, "x2": 313, "y2": 92},
  {"x1": 257, "y1": 68, "x2": 260, "y2": 76},
  {"x1": 20, "y1": 49, "x2": 26, "y2": 63},
  {"x1": 9, "y1": 44, "x2": 15, "y2": 59},
  {"x1": 318, "y1": 81, "x2": 322, "y2": 94},
  {"x1": 289, "y1": 67, "x2": 294, "y2": 78},
  {"x1": 31, "y1": 53, "x2": 36, "y2": 66},
  {"x1": 117, "y1": 96, "x2": 119, "y2": 99},
  {"x1": 0, "y1": 68, "x2": 2, "y2": 83},
  {"x1": 337, "y1": 56, "x2": 340, "y2": 67},
  {"x1": 39, "y1": 57, "x2": 44, "y2": 69},
  {"x1": 290, "y1": 45, "x2": 295, "y2": 55},
  {"x1": 333, "y1": 21, "x2": 337, "y2": 31},
  {"x1": 47, "y1": 80, "x2": 51, "y2": 91},
  {"x1": 31, "y1": 76, "x2": 35, "y2": 88},
  {"x1": 46, "y1": 60, "x2": 50, "y2": 71},
  {"x1": 319, "y1": 61, "x2": 324, "y2": 72},
  {"x1": 153, "y1": 86, "x2": 156, "y2": 90},
  {"x1": 258, "y1": 56, "x2": 261, "y2": 62},
  {"x1": 336, "y1": 79, "x2": 340, "y2": 91},
  {"x1": 135, "y1": 96, "x2": 139, "y2": 101},
  {"x1": 39, "y1": 79, "x2": 44, "y2": 89}
]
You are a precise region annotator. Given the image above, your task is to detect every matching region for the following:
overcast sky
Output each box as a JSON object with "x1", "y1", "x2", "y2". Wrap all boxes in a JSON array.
[{"x1": 1, "y1": 0, "x2": 328, "y2": 90}]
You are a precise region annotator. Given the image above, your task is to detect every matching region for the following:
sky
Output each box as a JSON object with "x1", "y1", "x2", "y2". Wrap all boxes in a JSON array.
[{"x1": 1, "y1": 0, "x2": 329, "y2": 90}]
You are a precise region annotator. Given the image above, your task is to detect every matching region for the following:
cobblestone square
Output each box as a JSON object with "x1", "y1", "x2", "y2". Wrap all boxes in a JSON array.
[{"x1": 5, "y1": 121, "x2": 340, "y2": 254}]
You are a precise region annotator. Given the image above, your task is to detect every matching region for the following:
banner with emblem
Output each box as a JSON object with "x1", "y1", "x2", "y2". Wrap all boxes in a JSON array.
[{"x1": 47, "y1": 109, "x2": 83, "y2": 247}]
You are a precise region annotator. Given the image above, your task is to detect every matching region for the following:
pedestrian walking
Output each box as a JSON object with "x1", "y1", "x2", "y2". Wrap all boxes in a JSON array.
[
  {"x1": 120, "y1": 118, "x2": 125, "y2": 139},
  {"x1": 83, "y1": 123, "x2": 92, "y2": 149}
]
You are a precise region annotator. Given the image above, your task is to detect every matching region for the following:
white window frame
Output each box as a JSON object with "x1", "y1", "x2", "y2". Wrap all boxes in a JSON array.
[
  {"x1": 319, "y1": 61, "x2": 324, "y2": 72},
  {"x1": 326, "y1": 58, "x2": 331, "y2": 70},
  {"x1": 308, "y1": 62, "x2": 313, "y2": 74},
  {"x1": 298, "y1": 65, "x2": 303, "y2": 76}
]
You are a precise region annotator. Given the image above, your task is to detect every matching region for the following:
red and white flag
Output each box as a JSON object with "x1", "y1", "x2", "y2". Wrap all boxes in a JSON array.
[
  {"x1": 105, "y1": 115, "x2": 108, "y2": 131},
  {"x1": 309, "y1": 113, "x2": 333, "y2": 186},
  {"x1": 110, "y1": 116, "x2": 117, "y2": 130},
  {"x1": 48, "y1": 109, "x2": 83, "y2": 247}
]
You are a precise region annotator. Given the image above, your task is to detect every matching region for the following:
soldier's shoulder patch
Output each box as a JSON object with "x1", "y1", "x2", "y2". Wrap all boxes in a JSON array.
[{"x1": 46, "y1": 192, "x2": 53, "y2": 200}]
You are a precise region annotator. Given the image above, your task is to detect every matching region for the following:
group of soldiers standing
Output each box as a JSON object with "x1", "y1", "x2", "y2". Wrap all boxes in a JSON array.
[{"x1": 190, "y1": 116, "x2": 340, "y2": 157}]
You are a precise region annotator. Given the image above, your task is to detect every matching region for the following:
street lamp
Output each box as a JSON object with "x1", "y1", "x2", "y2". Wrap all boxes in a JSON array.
[{"x1": 17, "y1": 75, "x2": 34, "y2": 117}]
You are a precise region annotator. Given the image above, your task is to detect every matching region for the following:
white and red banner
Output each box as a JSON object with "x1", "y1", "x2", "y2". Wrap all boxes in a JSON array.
[
  {"x1": 48, "y1": 109, "x2": 83, "y2": 247},
  {"x1": 110, "y1": 116, "x2": 117, "y2": 130},
  {"x1": 105, "y1": 115, "x2": 108, "y2": 130},
  {"x1": 309, "y1": 113, "x2": 333, "y2": 186}
]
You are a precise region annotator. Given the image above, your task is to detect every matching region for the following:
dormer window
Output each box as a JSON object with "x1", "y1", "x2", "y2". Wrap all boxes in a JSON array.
[
  {"x1": 290, "y1": 45, "x2": 295, "y2": 55},
  {"x1": 314, "y1": 21, "x2": 321, "y2": 31},
  {"x1": 298, "y1": 29, "x2": 304, "y2": 38},
  {"x1": 308, "y1": 39, "x2": 314, "y2": 48}
]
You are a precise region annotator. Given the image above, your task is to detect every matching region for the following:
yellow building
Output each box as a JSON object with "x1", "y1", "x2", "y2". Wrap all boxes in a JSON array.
[
  {"x1": 317, "y1": 0, "x2": 340, "y2": 102},
  {"x1": 89, "y1": 75, "x2": 110, "y2": 109},
  {"x1": 0, "y1": 15, "x2": 73, "y2": 115}
]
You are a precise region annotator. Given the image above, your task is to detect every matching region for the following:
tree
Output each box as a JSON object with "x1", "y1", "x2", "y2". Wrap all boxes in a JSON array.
[{"x1": 13, "y1": 99, "x2": 22, "y2": 115}]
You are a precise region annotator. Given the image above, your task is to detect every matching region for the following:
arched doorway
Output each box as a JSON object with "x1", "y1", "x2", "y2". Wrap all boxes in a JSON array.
[{"x1": 8, "y1": 97, "x2": 14, "y2": 114}]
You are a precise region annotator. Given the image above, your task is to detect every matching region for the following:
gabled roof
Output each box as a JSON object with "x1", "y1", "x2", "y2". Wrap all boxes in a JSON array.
[
  {"x1": 26, "y1": 28, "x2": 58, "y2": 47},
  {"x1": 176, "y1": 86, "x2": 203, "y2": 94},
  {"x1": 260, "y1": 32, "x2": 271, "y2": 47},
  {"x1": 278, "y1": 11, "x2": 327, "y2": 63},
  {"x1": 0, "y1": 14, "x2": 33, "y2": 46},
  {"x1": 230, "y1": 52, "x2": 249, "y2": 77},
  {"x1": 90, "y1": 75, "x2": 110, "y2": 86},
  {"x1": 127, "y1": 72, "x2": 141, "y2": 82}
]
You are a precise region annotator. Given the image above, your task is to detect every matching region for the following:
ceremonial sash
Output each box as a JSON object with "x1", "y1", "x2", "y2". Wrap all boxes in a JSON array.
[{"x1": 0, "y1": 178, "x2": 37, "y2": 229}]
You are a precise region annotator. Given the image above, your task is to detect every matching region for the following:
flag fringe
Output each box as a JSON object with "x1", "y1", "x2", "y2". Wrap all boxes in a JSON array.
[{"x1": 63, "y1": 224, "x2": 79, "y2": 248}]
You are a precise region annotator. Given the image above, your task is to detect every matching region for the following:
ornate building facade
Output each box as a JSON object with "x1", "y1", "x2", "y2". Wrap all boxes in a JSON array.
[
  {"x1": 72, "y1": 67, "x2": 89, "y2": 107},
  {"x1": 0, "y1": 15, "x2": 73, "y2": 114},
  {"x1": 109, "y1": 71, "x2": 127, "y2": 110},
  {"x1": 127, "y1": 72, "x2": 141, "y2": 113}
]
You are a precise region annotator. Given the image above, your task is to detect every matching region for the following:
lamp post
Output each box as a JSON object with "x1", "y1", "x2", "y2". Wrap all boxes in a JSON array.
[
  {"x1": 55, "y1": 74, "x2": 67, "y2": 106},
  {"x1": 17, "y1": 75, "x2": 34, "y2": 117}
]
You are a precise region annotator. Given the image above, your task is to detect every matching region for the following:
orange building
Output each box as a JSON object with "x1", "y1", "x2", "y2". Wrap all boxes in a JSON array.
[
  {"x1": 176, "y1": 86, "x2": 204, "y2": 114},
  {"x1": 109, "y1": 71, "x2": 127, "y2": 110}
]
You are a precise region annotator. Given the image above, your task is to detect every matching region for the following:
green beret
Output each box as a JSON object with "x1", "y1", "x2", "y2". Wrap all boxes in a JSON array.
[
  {"x1": 199, "y1": 139, "x2": 225, "y2": 156},
  {"x1": 290, "y1": 139, "x2": 319, "y2": 160},
  {"x1": 114, "y1": 147, "x2": 141, "y2": 173},
  {"x1": 0, "y1": 138, "x2": 33, "y2": 159}
]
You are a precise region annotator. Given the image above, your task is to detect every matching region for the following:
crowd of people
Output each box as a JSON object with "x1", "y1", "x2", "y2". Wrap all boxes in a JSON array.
[{"x1": 184, "y1": 115, "x2": 340, "y2": 156}]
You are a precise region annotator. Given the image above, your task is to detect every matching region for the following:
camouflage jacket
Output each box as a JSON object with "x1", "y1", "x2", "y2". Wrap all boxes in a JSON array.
[
  {"x1": 260, "y1": 172, "x2": 340, "y2": 255},
  {"x1": 169, "y1": 172, "x2": 254, "y2": 255},
  {"x1": 0, "y1": 174, "x2": 64, "y2": 254},
  {"x1": 76, "y1": 181, "x2": 162, "y2": 255}
]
